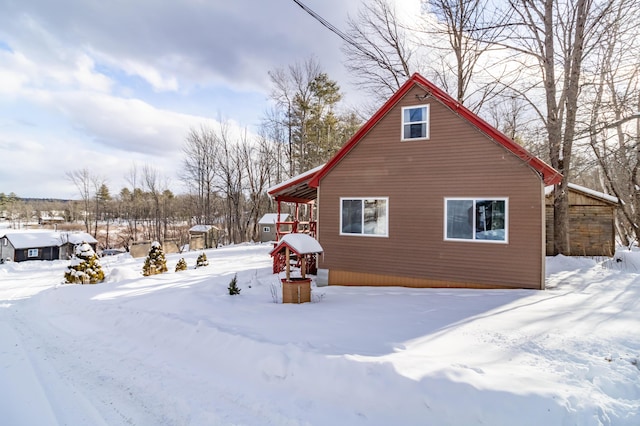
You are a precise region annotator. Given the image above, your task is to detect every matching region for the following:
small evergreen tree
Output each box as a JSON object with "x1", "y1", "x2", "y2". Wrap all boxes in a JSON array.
[
  {"x1": 142, "y1": 241, "x2": 168, "y2": 276},
  {"x1": 228, "y1": 274, "x2": 241, "y2": 295},
  {"x1": 64, "y1": 242, "x2": 105, "y2": 284},
  {"x1": 196, "y1": 252, "x2": 209, "y2": 268},
  {"x1": 175, "y1": 257, "x2": 187, "y2": 272}
]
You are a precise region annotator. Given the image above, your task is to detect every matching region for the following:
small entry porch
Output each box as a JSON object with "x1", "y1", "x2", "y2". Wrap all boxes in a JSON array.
[{"x1": 267, "y1": 165, "x2": 321, "y2": 274}]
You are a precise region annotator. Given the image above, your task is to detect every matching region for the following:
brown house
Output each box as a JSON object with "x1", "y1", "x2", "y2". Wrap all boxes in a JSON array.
[
  {"x1": 545, "y1": 183, "x2": 618, "y2": 256},
  {"x1": 269, "y1": 73, "x2": 562, "y2": 290}
]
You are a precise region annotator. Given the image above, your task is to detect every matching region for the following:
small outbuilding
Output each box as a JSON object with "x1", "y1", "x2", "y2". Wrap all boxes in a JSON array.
[
  {"x1": 545, "y1": 183, "x2": 618, "y2": 256},
  {"x1": 258, "y1": 214, "x2": 291, "y2": 243},
  {"x1": 189, "y1": 225, "x2": 221, "y2": 250}
]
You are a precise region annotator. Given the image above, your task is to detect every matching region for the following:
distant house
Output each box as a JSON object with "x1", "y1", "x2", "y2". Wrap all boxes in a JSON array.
[
  {"x1": 268, "y1": 73, "x2": 562, "y2": 290},
  {"x1": 545, "y1": 183, "x2": 618, "y2": 256},
  {"x1": 258, "y1": 214, "x2": 291, "y2": 242},
  {"x1": 0, "y1": 230, "x2": 98, "y2": 262},
  {"x1": 129, "y1": 240, "x2": 180, "y2": 258},
  {"x1": 189, "y1": 225, "x2": 221, "y2": 250},
  {"x1": 38, "y1": 211, "x2": 66, "y2": 226}
]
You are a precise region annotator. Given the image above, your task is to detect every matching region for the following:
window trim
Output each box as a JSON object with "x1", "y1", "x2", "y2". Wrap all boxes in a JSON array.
[
  {"x1": 340, "y1": 197, "x2": 389, "y2": 237},
  {"x1": 27, "y1": 248, "x2": 39, "y2": 257},
  {"x1": 444, "y1": 197, "x2": 509, "y2": 243},
  {"x1": 263, "y1": 226, "x2": 271, "y2": 233},
  {"x1": 401, "y1": 104, "x2": 430, "y2": 141}
]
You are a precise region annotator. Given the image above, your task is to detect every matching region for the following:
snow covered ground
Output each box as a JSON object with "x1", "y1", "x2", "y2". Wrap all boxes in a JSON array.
[{"x1": 1, "y1": 243, "x2": 638, "y2": 425}]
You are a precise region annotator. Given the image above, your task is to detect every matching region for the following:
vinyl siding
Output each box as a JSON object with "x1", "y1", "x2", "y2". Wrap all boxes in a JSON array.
[{"x1": 317, "y1": 85, "x2": 545, "y2": 289}]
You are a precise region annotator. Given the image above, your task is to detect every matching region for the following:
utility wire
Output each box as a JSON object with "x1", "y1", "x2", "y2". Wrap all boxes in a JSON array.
[
  {"x1": 291, "y1": 0, "x2": 360, "y2": 49},
  {"x1": 290, "y1": 0, "x2": 407, "y2": 78}
]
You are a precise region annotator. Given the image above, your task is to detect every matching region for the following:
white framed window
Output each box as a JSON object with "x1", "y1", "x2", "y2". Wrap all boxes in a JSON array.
[
  {"x1": 28, "y1": 248, "x2": 39, "y2": 257},
  {"x1": 340, "y1": 197, "x2": 388, "y2": 237},
  {"x1": 263, "y1": 226, "x2": 271, "y2": 233},
  {"x1": 445, "y1": 198, "x2": 508, "y2": 242},
  {"x1": 401, "y1": 105, "x2": 429, "y2": 140}
]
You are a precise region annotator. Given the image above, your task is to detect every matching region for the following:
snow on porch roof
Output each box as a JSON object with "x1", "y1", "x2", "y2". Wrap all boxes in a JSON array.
[
  {"x1": 266, "y1": 164, "x2": 324, "y2": 203},
  {"x1": 269, "y1": 233, "x2": 323, "y2": 257}
]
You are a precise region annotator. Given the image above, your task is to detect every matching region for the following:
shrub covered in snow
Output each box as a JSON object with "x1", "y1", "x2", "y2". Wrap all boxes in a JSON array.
[
  {"x1": 196, "y1": 252, "x2": 209, "y2": 268},
  {"x1": 64, "y1": 242, "x2": 105, "y2": 284},
  {"x1": 175, "y1": 258, "x2": 187, "y2": 272},
  {"x1": 142, "y1": 241, "x2": 168, "y2": 276}
]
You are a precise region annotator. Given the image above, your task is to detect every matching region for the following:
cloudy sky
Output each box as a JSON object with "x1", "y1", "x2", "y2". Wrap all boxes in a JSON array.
[{"x1": 0, "y1": 0, "x2": 419, "y2": 199}]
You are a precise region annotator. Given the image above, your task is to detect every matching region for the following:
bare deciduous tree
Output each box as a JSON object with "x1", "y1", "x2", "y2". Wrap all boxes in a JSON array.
[
  {"x1": 419, "y1": 0, "x2": 508, "y2": 111},
  {"x1": 342, "y1": 0, "x2": 414, "y2": 103},
  {"x1": 584, "y1": 0, "x2": 640, "y2": 245},
  {"x1": 181, "y1": 125, "x2": 219, "y2": 225},
  {"x1": 499, "y1": 0, "x2": 613, "y2": 255},
  {"x1": 66, "y1": 168, "x2": 93, "y2": 234}
]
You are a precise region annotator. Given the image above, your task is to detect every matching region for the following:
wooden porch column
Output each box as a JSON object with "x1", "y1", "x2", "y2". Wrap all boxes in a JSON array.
[{"x1": 285, "y1": 246, "x2": 291, "y2": 281}]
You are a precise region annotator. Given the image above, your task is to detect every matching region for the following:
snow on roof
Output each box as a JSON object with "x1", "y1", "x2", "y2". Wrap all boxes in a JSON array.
[
  {"x1": 258, "y1": 213, "x2": 290, "y2": 224},
  {"x1": 266, "y1": 164, "x2": 325, "y2": 195},
  {"x1": 4, "y1": 231, "x2": 97, "y2": 249},
  {"x1": 189, "y1": 225, "x2": 219, "y2": 232},
  {"x1": 545, "y1": 183, "x2": 619, "y2": 204},
  {"x1": 270, "y1": 233, "x2": 323, "y2": 256}
]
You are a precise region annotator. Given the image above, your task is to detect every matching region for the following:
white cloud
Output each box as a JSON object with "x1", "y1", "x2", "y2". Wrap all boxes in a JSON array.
[
  {"x1": 72, "y1": 54, "x2": 113, "y2": 93},
  {"x1": 0, "y1": 0, "x2": 364, "y2": 198}
]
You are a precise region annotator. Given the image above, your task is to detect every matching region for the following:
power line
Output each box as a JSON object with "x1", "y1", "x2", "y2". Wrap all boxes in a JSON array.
[
  {"x1": 290, "y1": 0, "x2": 360, "y2": 49},
  {"x1": 290, "y1": 0, "x2": 408, "y2": 78}
]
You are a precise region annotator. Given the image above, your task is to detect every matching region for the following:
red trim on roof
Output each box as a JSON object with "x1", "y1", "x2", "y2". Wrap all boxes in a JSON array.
[{"x1": 309, "y1": 73, "x2": 562, "y2": 187}]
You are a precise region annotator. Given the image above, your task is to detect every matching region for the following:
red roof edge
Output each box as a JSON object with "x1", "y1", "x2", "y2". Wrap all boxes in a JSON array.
[{"x1": 309, "y1": 73, "x2": 562, "y2": 187}]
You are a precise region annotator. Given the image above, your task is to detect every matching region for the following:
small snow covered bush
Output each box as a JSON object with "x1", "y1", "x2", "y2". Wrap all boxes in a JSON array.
[
  {"x1": 142, "y1": 241, "x2": 168, "y2": 276},
  {"x1": 196, "y1": 252, "x2": 209, "y2": 268},
  {"x1": 175, "y1": 258, "x2": 187, "y2": 272},
  {"x1": 64, "y1": 242, "x2": 105, "y2": 284},
  {"x1": 228, "y1": 274, "x2": 241, "y2": 295}
]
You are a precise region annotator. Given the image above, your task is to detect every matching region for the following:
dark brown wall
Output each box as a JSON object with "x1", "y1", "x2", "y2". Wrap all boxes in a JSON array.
[{"x1": 317, "y1": 85, "x2": 545, "y2": 289}]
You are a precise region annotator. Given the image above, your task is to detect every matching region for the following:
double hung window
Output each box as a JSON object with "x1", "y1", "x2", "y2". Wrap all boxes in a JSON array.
[{"x1": 402, "y1": 105, "x2": 429, "y2": 140}]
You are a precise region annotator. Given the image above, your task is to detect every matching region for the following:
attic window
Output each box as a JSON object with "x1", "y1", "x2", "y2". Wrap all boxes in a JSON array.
[{"x1": 402, "y1": 105, "x2": 429, "y2": 140}]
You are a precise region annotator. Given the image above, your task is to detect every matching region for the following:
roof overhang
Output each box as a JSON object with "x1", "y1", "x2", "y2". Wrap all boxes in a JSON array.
[{"x1": 267, "y1": 164, "x2": 323, "y2": 203}]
